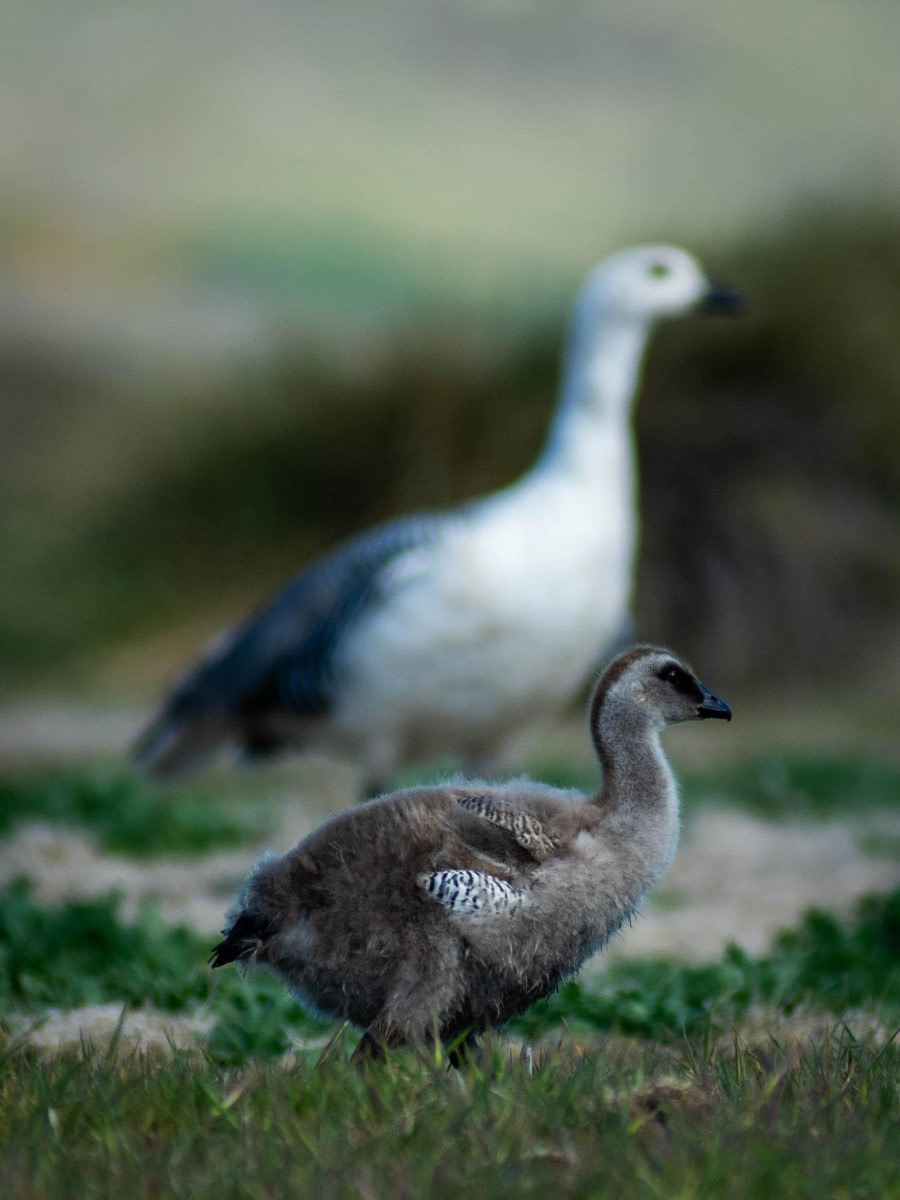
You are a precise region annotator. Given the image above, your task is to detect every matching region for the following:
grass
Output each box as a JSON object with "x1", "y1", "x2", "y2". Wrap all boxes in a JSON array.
[
  {"x1": 679, "y1": 755, "x2": 900, "y2": 821},
  {"x1": 0, "y1": 880, "x2": 330, "y2": 1063},
  {"x1": 1, "y1": 879, "x2": 897, "y2": 1064},
  {"x1": 0, "y1": 766, "x2": 274, "y2": 857},
  {"x1": 0, "y1": 752, "x2": 896, "y2": 1199},
  {"x1": 0, "y1": 1028, "x2": 896, "y2": 1199}
]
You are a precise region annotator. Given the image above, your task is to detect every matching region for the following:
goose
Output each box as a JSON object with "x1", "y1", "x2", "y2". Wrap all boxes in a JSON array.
[
  {"x1": 210, "y1": 645, "x2": 732, "y2": 1058},
  {"x1": 134, "y1": 246, "x2": 741, "y2": 792}
]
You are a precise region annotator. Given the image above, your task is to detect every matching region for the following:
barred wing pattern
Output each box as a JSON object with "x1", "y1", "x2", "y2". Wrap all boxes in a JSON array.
[
  {"x1": 455, "y1": 794, "x2": 560, "y2": 859},
  {"x1": 420, "y1": 869, "x2": 527, "y2": 917}
]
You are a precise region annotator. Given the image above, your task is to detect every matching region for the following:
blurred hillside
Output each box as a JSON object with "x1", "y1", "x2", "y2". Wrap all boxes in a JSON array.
[
  {"x1": 2, "y1": 204, "x2": 899, "y2": 701},
  {"x1": 1, "y1": 2, "x2": 899, "y2": 706}
]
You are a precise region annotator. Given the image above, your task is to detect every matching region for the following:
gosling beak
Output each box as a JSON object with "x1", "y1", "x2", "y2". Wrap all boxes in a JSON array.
[
  {"x1": 697, "y1": 682, "x2": 732, "y2": 721},
  {"x1": 700, "y1": 282, "x2": 745, "y2": 315}
]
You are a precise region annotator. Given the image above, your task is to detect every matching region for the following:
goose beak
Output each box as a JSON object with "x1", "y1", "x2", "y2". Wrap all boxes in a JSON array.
[
  {"x1": 697, "y1": 683, "x2": 732, "y2": 721},
  {"x1": 700, "y1": 283, "x2": 745, "y2": 314}
]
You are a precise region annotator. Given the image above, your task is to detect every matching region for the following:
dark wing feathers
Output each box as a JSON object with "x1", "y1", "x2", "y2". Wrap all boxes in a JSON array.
[
  {"x1": 264, "y1": 517, "x2": 435, "y2": 713},
  {"x1": 134, "y1": 513, "x2": 445, "y2": 775},
  {"x1": 454, "y1": 793, "x2": 560, "y2": 859},
  {"x1": 445, "y1": 792, "x2": 560, "y2": 874},
  {"x1": 449, "y1": 808, "x2": 538, "y2": 872}
]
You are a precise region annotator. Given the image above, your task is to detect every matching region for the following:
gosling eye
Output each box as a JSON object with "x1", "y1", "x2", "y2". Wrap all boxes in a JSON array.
[
  {"x1": 648, "y1": 262, "x2": 671, "y2": 279},
  {"x1": 658, "y1": 664, "x2": 690, "y2": 691},
  {"x1": 658, "y1": 662, "x2": 703, "y2": 700}
]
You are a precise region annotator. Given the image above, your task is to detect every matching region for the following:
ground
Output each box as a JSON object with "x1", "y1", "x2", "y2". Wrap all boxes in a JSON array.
[{"x1": 0, "y1": 697, "x2": 897, "y2": 1197}]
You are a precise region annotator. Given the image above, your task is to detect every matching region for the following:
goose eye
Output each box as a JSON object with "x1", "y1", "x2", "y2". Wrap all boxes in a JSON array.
[
  {"x1": 664, "y1": 667, "x2": 681, "y2": 685},
  {"x1": 649, "y1": 262, "x2": 671, "y2": 279}
]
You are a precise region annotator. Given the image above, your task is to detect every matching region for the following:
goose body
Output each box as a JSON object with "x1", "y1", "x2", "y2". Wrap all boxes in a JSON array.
[
  {"x1": 211, "y1": 646, "x2": 732, "y2": 1052},
  {"x1": 330, "y1": 462, "x2": 635, "y2": 766},
  {"x1": 135, "y1": 247, "x2": 740, "y2": 788}
]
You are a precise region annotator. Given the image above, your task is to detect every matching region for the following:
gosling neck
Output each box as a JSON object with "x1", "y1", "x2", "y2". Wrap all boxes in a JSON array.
[
  {"x1": 539, "y1": 305, "x2": 651, "y2": 477},
  {"x1": 590, "y1": 693, "x2": 679, "y2": 842}
]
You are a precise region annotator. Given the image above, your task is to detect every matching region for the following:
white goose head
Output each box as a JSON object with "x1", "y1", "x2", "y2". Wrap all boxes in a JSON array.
[
  {"x1": 550, "y1": 244, "x2": 743, "y2": 434},
  {"x1": 578, "y1": 244, "x2": 743, "y2": 326}
]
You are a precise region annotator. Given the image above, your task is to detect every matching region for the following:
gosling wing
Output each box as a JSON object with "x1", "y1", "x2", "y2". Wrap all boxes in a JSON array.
[
  {"x1": 419, "y1": 869, "x2": 527, "y2": 917},
  {"x1": 454, "y1": 793, "x2": 560, "y2": 859}
]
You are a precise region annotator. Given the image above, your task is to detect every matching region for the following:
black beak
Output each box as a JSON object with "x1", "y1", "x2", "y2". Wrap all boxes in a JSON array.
[
  {"x1": 700, "y1": 282, "x2": 745, "y2": 315},
  {"x1": 697, "y1": 682, "x2": 732, "y2": 721}
]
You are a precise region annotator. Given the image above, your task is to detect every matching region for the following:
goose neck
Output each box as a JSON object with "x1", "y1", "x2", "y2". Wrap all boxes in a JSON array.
[{"x1": 540, "y1": 312, "x2": 650, "y2": 473}]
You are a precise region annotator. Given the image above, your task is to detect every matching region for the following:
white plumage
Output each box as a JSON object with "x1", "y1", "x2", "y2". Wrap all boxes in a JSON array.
[{"x1": 135, "y1": 245, "x2": 740, "y2": 790}]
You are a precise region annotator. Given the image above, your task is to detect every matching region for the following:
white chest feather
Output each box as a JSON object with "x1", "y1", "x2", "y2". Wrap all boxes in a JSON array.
[
  {"x1": 335, "y1": 470, "x2": 635, "y2": 749},
  {"x1": 332, "y1": 413, "x2": 637, "y2": 753}
]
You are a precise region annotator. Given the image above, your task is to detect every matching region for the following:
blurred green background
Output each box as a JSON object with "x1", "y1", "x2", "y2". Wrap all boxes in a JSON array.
[{"x1": 1, "y1": 0, "x2": 899, "y2": 748}]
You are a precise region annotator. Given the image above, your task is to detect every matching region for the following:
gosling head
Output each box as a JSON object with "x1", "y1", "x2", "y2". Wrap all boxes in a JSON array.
[
  {"x1": 579, "y1": 245, "x2": 744, "y2": 326},
  {"x1": 591, "y1": 645, "x2": 732, "y2": 738}
]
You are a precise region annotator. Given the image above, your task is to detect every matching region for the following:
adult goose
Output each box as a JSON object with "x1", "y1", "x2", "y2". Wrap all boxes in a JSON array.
[
  {"x1": 135, "y1": 247, "x2": 740, "y2": 790},
  {"x1": 210, "y1": 645, "x2": 732, "y2": 1057}
]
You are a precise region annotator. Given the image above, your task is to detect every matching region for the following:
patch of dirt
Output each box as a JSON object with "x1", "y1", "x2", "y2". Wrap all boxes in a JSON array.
[
  {"x1": 4, "y1": 1005, "x2": 336, "y2": 1058},
  {"x1": 6, "y1": 1004, "x2": 214, "y2": 1053},
  {"x1": 0, "y1": 702, "x2": 145, "y2": 767},
  {"x1": 602, "y1": 807, "x2": 899, "y2": 962},
  {"x1": 0, "y1": 822, "x2": 254, "y2": 932},
  {"x1": 714, "y1": 1006, "x2": 895, "y2": 1052},
  {"x1": 0, "y1": 784, "x2": 347, "y2": 934}
]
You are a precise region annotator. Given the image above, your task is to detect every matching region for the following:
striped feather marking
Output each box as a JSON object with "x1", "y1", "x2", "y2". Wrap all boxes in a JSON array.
[
  {"x1": 420, "y1": 870, "x2": 526, "y2": 917},
  {"x1": 456, "y1": 794, "x2": 559, "y2": 857}
]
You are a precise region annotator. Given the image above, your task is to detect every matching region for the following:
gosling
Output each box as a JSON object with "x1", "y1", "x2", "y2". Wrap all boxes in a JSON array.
[{"x1": 211, "y1": 646, "x2": 731, "y2": 1056}]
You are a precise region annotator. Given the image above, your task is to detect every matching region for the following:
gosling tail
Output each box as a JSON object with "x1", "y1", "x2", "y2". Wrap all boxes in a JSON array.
[{"x1": 209, "y1": 912, "x2": 273, "y2": 969}]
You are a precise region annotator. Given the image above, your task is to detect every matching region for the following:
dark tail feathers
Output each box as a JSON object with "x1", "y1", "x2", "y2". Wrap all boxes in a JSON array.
[
  {"x1": 133, "y1": 708, "x2": 230, "y2": 779},
  {"x1": 209, "y1": 913, "x2": 273, "y2": 969}
]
